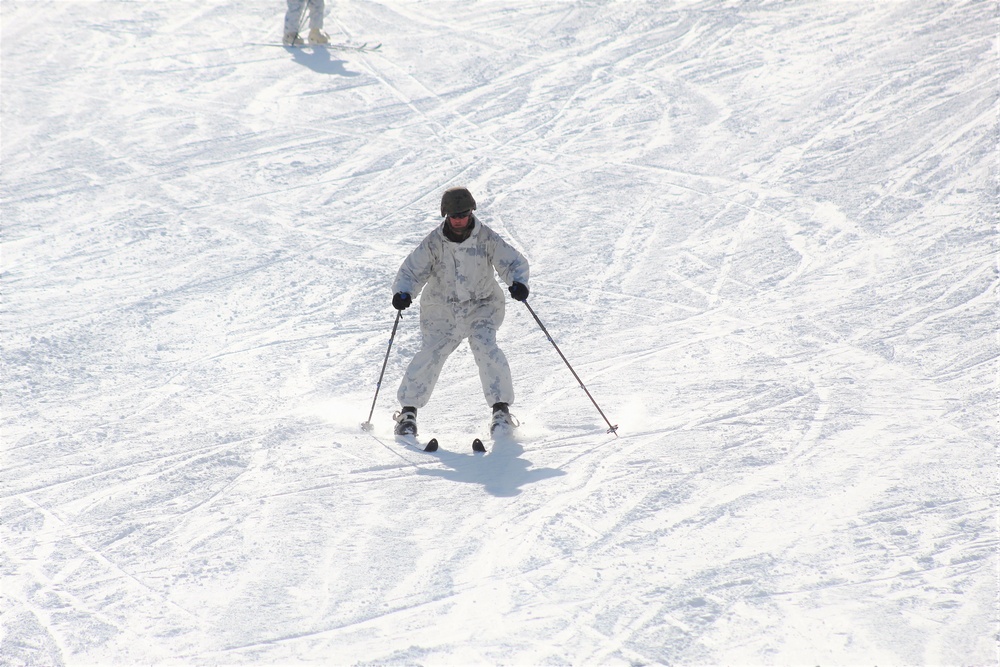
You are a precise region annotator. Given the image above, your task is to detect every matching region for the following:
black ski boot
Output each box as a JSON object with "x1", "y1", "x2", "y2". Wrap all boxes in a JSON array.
[
  {"x1": 490, "y1": 402, "x2": 516, "y2": 437},
  {"x1": 393, "y1": 406, "x2": 418, "y2": 436}
]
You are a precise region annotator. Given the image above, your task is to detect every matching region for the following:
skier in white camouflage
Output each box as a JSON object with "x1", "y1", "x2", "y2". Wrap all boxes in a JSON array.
[
  {"x1": 391, "y1": 187, "x2": 530, "y2": 439},
  {"x1": 283, "y1": 0, "x2": 330, "y2": 46}
]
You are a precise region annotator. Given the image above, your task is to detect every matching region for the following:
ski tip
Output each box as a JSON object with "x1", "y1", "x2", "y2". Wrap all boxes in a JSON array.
[
  {"x1": 472, "y1": 438, "x2": 487, "y2": 453},
  {"x1": 424, "y1": 438, "x2": 439, "y2": 452}
]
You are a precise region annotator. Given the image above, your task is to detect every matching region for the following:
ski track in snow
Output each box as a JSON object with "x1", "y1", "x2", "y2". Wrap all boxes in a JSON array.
[{"x1": 2, "y1": 0, "x2": 996, "y2": 665}]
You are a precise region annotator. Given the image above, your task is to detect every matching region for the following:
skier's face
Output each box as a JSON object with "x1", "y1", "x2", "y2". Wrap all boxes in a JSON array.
[{"x1": 448, "y1": 211, "x2": 471, "y2": 229}]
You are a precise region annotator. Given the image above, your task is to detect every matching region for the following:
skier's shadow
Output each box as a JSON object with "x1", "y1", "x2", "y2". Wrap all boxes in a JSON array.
[
  {"x1": 416, "y1": 440, "x2": 565, "y2": 497},
  {"x1": 285, "y1": 46, "x2": 361, "y2": 76}
]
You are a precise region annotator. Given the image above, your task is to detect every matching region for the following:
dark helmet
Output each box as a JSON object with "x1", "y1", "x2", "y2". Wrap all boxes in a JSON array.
[{"x1": 440, "y1": 187, "x2": 477, "y2": 217}]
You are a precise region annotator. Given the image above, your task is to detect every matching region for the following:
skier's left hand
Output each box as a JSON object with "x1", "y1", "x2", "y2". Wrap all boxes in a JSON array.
[{"x1": 509, "y1": 282, "x2": 529, "y2": 301}]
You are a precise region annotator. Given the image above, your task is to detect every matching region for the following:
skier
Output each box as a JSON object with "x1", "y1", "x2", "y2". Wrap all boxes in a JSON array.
[
  {"x1": 283, "y1": 0, "x2": 330, "y2": 46},
  {"x1": 391, "y1": 187, "x2": 530, "y2": 439}
]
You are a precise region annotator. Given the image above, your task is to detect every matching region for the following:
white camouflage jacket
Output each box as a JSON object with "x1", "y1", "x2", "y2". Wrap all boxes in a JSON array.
[{"x1": 392, "y1": 215, "x2": 529, "y2": 307}]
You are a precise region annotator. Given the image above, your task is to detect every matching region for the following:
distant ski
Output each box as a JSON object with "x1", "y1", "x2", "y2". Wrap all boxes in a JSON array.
[
  {"x1": 249, "y1": 41, "x2": 382, "y2": 52},
  {"x1": 396, "y1": 435, "x2": 439, "y2": 452}
]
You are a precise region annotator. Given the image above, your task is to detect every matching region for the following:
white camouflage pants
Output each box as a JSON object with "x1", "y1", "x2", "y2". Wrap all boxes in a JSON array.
[
  {"x1": 397, "y1": 296, "x2": 514, "y2": 409},
  {"x1": 285, "y1": 0, "x2": 325, "y2": 33}
]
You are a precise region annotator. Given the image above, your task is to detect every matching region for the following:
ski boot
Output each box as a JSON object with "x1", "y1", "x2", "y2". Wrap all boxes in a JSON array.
[
  {"x1": 308, "y1": 28, "x2": 331, "y2": 45},
  {"x1": 393, "y1": 407, "x2": 418, "y2": 437},
  {"x1": 490, "y1": 402, "x2": 518, "y2": 438},
  {"x1": 283, "y1": 31, "x2": 305, "y2": 46}
]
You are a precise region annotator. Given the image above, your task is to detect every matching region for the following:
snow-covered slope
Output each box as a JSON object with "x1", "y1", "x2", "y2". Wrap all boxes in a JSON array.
[{"x1": 2, "y1": 1, "x2": 996, "y2": 664}]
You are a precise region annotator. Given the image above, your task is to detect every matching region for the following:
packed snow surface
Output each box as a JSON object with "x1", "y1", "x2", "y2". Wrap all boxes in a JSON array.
[{"x1": 2, "y1": 0, "x2": 997, "y2": 665}]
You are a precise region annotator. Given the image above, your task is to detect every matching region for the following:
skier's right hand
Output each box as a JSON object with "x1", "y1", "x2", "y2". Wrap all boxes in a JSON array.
[{"x1": 392, "y1": 292, "x2": 412, "y2": 310}]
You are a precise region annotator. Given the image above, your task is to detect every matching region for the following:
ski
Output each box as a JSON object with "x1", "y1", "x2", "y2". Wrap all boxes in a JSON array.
[
  {"x1": 472, "y1": 438, "x2": 486, "y2": 453},
  {"x1": 249, "y1": 41, "x2": 382, "y2": 52},
  {"x1": 396, "y1": 435, "x2": 439, "y2": 452}
]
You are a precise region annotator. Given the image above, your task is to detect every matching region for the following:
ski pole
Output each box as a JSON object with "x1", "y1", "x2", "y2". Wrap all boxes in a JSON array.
[
  {"x1": 299, "y1": 0, "x2": 309, "y2": 34},
  {"x1": 521, "y1": 300, "x2": 619, "y2": 436},
  {"x1": 361, "y1": 310, "x2": 402, "y2": 432}
]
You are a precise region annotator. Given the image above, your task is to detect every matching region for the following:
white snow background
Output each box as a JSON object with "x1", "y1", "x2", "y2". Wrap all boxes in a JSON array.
[{"x1": 2, "y1": 0, "x2": 997, "y2": 665}]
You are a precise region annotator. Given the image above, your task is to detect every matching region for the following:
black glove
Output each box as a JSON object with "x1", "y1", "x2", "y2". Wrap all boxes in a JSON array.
[
  {"x1": 392, "y1": 292, "x2": 412, "y2": 310},
  {"x1": 508, "y1": 282, "x2": 529, "y2": 302}
]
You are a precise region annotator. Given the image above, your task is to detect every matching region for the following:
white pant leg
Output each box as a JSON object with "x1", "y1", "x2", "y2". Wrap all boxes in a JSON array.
[
  {"x1": 307, "y1": 0, "x2": 325, "y2": 29},
  {"x1": 468, "y1": 322, "x2": 514, "y2": 407},
  {"x1": 284, "y1": 0, "x2": 305, "y2": 34},
  {"x1": 397, "y1": 304, "x2": 461, "y2": 409},
  {"x1": 464, "y1": 293, "x2": 513, "y2": 407}
]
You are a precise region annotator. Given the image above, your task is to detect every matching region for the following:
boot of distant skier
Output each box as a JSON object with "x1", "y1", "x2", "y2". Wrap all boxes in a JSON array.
[
  {"x1": 490, "y1": 402, "x2": 517, "y2": 438},
  {"x1": 308, "y1": 28, "x2": 330, "y2": 44},
  {"x1": 394, "y1": 407, "x2": 418, "y2": 436}
]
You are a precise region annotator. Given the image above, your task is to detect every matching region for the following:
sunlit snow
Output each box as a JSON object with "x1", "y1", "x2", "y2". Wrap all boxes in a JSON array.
[{"x1": 2, "y1": 1, "x2": 996, "y2": 665}]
